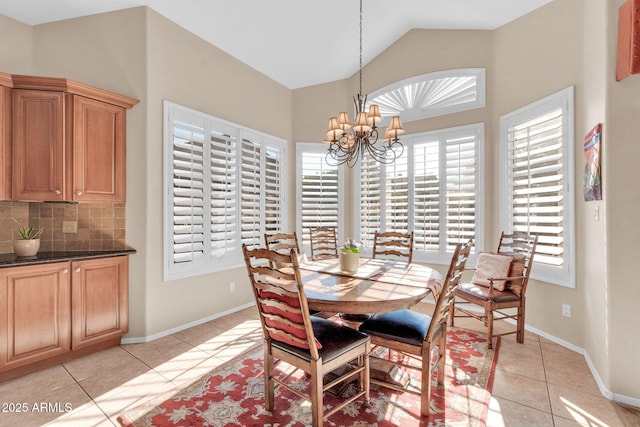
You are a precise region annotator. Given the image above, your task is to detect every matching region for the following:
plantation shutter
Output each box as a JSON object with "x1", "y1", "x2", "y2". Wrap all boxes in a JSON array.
[
  {"x1": 209, "y1": 125, "x2": 237, "y2": 264},
  {"x1": 169, "y1": 111, "x2": 206, "y2": 270},
  {"x1": 164, "y1": 101, "x2": 287, "y2": 280},
  {"x1": 445, "y1": 133, "x2": 477, "y2": 250},
  {"x1": 413, "y1": 140, "x2": 440, "y2": 253},
  {"x1": 359, "y1": 153, "x2": 382, "y2": 248},
  {"x1": 264, "y1": 144, "x2": 284, "y2": 237},
  {"x1": 300, "y1": 151, "x2": 339, "y2": 248},
  {"x1": 239, "y1": 132, "x2": 285, "y2": 249},
  {"x1": 355, "y1": 123, "x2": 483, "y2": 263},
  {"x1": 384, "y1": 152, "x2": 409, "y2": 232},
  {"x1": 240, "y1": 134, "x2": 263, "y2": 248},
  {"x1": 506, "y1": 108, "x2": 564, "y2": 266}
]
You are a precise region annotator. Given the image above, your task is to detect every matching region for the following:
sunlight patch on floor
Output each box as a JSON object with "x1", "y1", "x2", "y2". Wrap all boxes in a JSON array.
[
  {"x1": 561, "y1": 396, "x2": 609, "y2": 427},
  {"x1": 486, "y1": 397, "x2": 506, "y2": 427}
]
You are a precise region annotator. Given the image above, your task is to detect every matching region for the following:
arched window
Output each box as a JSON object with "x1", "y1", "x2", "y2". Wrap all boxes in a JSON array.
[{"x1": 366, "y1": 68, "x2": 486, "y2": 123}]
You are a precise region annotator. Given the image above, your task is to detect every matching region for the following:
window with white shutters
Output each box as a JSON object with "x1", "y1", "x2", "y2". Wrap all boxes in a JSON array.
[
  {"x1": 356, "y1": 123, "x2": 484, "y2": 263},
  {"x1": 445, "y1": 133, "x2": 479, "y2": 251},
  {"x1": 414, "y1": 139, "x2": 440, "y2": 253},
  {"x1": 296, "y1": 143, "x2": 343, "y2": 251},
  {"x1": 384, "y1": 153, "x2": 409, "y2": 233},
  {"x1": 210, "y1": 126, "x2": 238, "y2": 263},
  {"x1": 358, "y1": 154, "x2": 382, "y2": 249},
  {"x1": 240, "y1": 134, "x2": 263, "y2": 248},
  {"x1": 164, "y1": 101, "x2": 287, "y2": 280},
  {"x1": 265, "y1": 145, "x2": 284, "y2": 237},
  {"x1": 170, "y1": 111, "x2": 206, "y2": 270},
  {"x1": 500, "y1": 87, "x2": 575, "y2": 288}
]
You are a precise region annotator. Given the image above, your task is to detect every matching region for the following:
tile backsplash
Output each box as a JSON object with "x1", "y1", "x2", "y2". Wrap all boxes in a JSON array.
[{"x1": 0, "y1": 201, "x2": 126, "y2": 254}]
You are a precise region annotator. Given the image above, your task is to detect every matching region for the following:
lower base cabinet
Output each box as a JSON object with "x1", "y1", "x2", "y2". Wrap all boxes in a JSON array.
[
  {"x1": 0, "y1": 262, "x2": 71, "y2": 372},
  {"x1": 0, "y1": 256, "x2": 128, "y2": 381},
  {"x1": 72, "y1": 257, "x2": 128, "y2": 350}
]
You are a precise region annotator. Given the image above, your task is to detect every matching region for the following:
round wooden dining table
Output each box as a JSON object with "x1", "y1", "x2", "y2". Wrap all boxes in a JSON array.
[{"x1": 298, "y1": 257, "x2": 443, "y2": 315}]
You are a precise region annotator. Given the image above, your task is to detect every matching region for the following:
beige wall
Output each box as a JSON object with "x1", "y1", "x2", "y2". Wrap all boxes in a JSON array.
[
  {"x1": 606, "y1": 0, "x2": 640, "y2": 400},
  {"x1": 143, "y1": 9, "x2": 292, "y2": 335},
  {"x1": 581, "y1": 0, "x2": 610, "y2": 392},
  {"x1": 0, "y1": 14, "x2": 33, "y2": 73},
  {"x1": 493, "y1": 0, "x2": 589, "y2": 344},
  {"x1": 1, "y1": 0, "x2": 639, "y2": 403}
]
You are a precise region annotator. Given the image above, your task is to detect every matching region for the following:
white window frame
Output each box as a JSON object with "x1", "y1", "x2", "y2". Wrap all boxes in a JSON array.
[
  {"x1": 296, "y1": 142, "x2": 345, "y2": 255},
  {"x1": 499, "y1": 86, "x2": 575, "y2": 288},
  {"x1": 354, "y1": 123, "x2": 485, "y2": 265},
  {"x1": 163, "y1": 101, "x2": 287, "y2": 281}
]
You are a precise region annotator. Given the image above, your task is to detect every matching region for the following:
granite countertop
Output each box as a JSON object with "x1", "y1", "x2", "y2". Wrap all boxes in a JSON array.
[{"x1": 0, "y1": 247, "x2": 136, "y2": 268}]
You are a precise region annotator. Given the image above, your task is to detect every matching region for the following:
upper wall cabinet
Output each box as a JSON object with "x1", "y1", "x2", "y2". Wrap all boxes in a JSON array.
[
  {"x1": 0, "y1": 73, "x2": 12, "y2": 201},
  {"x1": 10, "y1": 75, "x2": 138, "y2": 202}
]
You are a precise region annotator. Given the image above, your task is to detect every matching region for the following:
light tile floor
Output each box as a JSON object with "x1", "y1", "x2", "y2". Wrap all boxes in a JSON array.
[{"x1": 0, "y1": 303, "x2": 639, "y2": 427}]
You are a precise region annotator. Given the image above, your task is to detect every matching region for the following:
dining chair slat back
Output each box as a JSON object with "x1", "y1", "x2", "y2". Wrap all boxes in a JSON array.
[
  {"x1": 264, "y1": 232, "x2": 300, "y2": 255},
  {"x1": 242, "y1": 244, "x2": 371, "y2": 427},
  {"x1": 309, "y1": 227, "x2": 338, "y2": 261},
  {"x1": 372, "y1": 231, "x2": 414, "y2": 263}
]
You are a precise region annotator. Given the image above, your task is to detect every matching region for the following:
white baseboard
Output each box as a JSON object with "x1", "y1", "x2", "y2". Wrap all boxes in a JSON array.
[
  {"x1": 524, "y1": 323, "x2": 640, "y2": 408},
  {"x1": 450, "y1": 303, "x2": 640, "y2": 409},
  {"x1": 120, "y1": 302, "x2": 255, "y2": 345}
]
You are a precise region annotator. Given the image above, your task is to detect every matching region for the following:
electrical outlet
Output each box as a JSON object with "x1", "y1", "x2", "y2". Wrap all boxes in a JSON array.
[
  {"x1": 62, "y1": 221, "x2": 77, "y2": 233},
  {"x1": 229, "y1": 282, "x2": 236, "y2": 292},
  {"x1": 562, "y1": 304, "x2": 571, "y2": 318}
]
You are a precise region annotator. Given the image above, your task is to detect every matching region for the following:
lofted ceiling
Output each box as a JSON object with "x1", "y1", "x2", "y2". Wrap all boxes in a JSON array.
[{"x1": 0, "y1": 0, "x2": 555, "y2": 89}]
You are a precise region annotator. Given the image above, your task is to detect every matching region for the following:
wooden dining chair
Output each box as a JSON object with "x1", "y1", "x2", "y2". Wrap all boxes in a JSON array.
[
  {"x1": 264, "y1": 231, "x2": 301, "y2": 255},
  {"x1": 264, "y1": 231, "x2": 306, "y2": 268},
  {"x1": 449, "y1": 231, "x2": 538, "y2": 348},
  {"x1": 358, "y1": 239, "x2": 471, "y2": 417},
  {"x1": 309, "y1": 227, "x2": 338, "y2": 260},
  {"x1": 242, "y1": 245, "x2": 370, "y2": 427},
  {"x1": 372, "y1": 231, "x2": 414, "y2": 263}
]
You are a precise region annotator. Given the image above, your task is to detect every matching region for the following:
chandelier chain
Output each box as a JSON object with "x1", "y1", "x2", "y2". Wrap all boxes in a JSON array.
[
  {"x1": 323, "y1": 0, "x2": 405, "y2": 167},
  {"x1": 359, "y1": 0, "x2": 363, "y2": 95}
]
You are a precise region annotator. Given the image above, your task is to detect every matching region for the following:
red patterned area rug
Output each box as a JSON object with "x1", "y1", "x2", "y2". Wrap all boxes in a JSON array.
[{"x1": 118, "y1": 328, "x2": 499, "y2": 427}]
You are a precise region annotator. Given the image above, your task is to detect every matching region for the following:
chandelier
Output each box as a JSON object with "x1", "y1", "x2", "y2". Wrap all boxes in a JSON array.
[{"x1": 324, "y1": 0, "x2": 404, "y2": 168}]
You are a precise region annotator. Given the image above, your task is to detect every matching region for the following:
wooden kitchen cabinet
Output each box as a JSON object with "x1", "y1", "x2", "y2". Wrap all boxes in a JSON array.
[
  {"x1": 71, "y1": 256, "x2": 128, "y2": 350},
  {"x1": 11, "y1": 89, "x2": 66, "y2": 201},
  {"x1": 0, "y1": 255, "x2": 130, "y2": 382},
  {"x1": 10, "y1": 75, "x2": 138, "y2": 202},
  {"x1": 73, "y1": 95, "x2": 127, "y2": 202},
  {"x1": 0, "y1": 73, "x2": 12, "y2": 200},
  {"x1": 0, "y1": 262, "x2": 71, "y2": 372}
]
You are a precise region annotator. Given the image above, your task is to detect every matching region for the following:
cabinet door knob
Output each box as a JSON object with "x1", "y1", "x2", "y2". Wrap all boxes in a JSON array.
[
  {"x1": 55, "y1": 190, "x2": 61, "y2": 195},
  {"x1": 75, "y1": 267, "x2": 81, "y2": 272},
  {"x1": 76, "y1": 191, "x2": 83, "y2": 196},
  {"x1": 62, "y1": 268, "x2": 69, "y2": 273}
]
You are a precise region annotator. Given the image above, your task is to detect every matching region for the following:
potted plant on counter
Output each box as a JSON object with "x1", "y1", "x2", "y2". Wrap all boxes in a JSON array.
[{"x1": 12, "y1": 218, "x2": 44, "y2": 257}]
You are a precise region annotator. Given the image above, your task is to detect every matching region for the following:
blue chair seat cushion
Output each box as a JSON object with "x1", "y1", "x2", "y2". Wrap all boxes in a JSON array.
[{"x1": 359, "y1": 309, "x2": 431, "y2": 347}]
